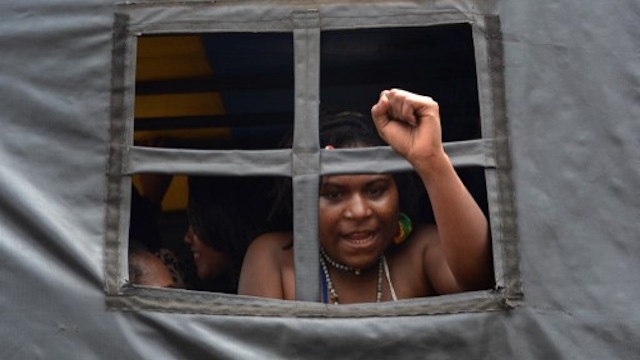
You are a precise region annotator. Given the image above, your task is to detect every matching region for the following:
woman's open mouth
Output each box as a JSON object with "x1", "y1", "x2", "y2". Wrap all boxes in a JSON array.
[{"x1": 341, "y1": 231, "x2": 377, "y2": 247}]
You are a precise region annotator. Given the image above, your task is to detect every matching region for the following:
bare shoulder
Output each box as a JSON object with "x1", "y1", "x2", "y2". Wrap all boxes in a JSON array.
[
  {"x1": 249, "y1": 231, "x2": 293, "y2": 254},
  {"x1": 243, "y1": 231, "x2": 293, "y2": 270},
  {"x1": 387, "y1": 224, "x2": 439, "y2": 297},
  {"x1": 394, "y1": 224, "x2": 439, "y2": 258},
  {"x1": 407, "y1": 224, "x2": 465, "y2": 295},
  {"x1": 407, "y1": 224, "x2": 447, "y2": 269},
  {"x1": 238, "y1": 232, "x2": 293, "y2": 299},
  {"x1": 405, "y1": 224, "x2": 438, "y2": 247}
]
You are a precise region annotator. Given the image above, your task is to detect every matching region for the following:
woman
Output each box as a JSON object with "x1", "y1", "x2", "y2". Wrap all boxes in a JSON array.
[
  {"x1": 238, "y1": 89, "x2": 493, "y2": 303},
  {"x1": 184, "y1": 176, "x2": 270, "y2": 293}
]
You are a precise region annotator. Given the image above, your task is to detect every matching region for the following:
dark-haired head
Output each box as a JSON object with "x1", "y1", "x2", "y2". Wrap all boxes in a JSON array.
[
  {"x1": 321, "y1": 112, "x2": 426, "y2": 223},
  {"x1": 268, "y1": 112, "x2": 430, "y2": 232},
  {"x1": 318, "y1": 111, "x2": 385, "y2": 149},
  {"x1": 185, "y1": 176, "x2": 271, "y2": 292},
  {"x1": 187, "y1": 176, "x2": 269, "y2": 261}
]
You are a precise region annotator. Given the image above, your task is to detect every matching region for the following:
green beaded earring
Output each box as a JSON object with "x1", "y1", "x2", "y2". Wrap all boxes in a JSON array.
[{"x1": 393, "y1": 213, "x2": 413, "y2": 245}]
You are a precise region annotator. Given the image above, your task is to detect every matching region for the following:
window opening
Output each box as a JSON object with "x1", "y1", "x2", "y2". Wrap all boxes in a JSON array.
[
  {"x1": 127, "y1": 31, "x2": 295, "y2": 290},
  {"x1": 107, "y1": 6, "x2": 519, "y2": 316},
  {"x1": 129, "y1": 174, "x2": 289, "y2": 292},
  {"x1": 320, "y1": 25, "x2": 481, "y2": 144},
  {"x1": 134, "y1": 33, "x2": 294, "y2": 150}
]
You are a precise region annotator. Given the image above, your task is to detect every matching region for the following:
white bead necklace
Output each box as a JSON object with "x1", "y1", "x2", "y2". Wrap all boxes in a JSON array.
[
  {"x1": 319, "y1": 250, "x2": 384, "y2": 304},
  {"x1": 320, "y1": 247, "x2": 364, "y2": 275}
]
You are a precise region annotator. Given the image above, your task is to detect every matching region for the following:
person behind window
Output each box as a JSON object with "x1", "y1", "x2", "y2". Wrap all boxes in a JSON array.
[
  {"x1": 129, "y1": 182, "x2": 189, "y2": 288},
  {"x1": 184, "y1": 176, "x2": 270, "y2": 293},
  {"x1": 128, "y1": 241, "x2": 176, "y2": 288},
  {"x1": 238, "y1": 89, "x2": 493, "y2": 304}
]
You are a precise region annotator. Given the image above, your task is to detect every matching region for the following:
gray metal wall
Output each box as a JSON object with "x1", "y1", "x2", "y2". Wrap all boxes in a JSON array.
[{"x1": 0, "y1": 1, "x2": 638, "y2": 359}]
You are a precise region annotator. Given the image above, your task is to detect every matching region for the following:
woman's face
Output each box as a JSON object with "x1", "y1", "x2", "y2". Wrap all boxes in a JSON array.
[
  {"x1": 318, "y1": 174, "x2": 399, "y2": 269},
  {"x1": 183, "y1": 225, "x2": 232, "y2": 280}
]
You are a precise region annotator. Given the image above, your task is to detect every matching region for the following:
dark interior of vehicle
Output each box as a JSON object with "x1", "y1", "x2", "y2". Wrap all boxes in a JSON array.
[{"x1": 130, "y1": 23, "x2": 488, "y2": 291}]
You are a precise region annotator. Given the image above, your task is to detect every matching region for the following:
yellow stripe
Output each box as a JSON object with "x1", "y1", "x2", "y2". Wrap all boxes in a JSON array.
[
  {"x1": 136, "y1": 35, "x2": 213, "y2": 80},
  {"x1": 133, "y1": 175, "x2": 188, "y2": 212},
  {"x1": 134, "y1": 128, "x2": 231, "y2": 142},
  {"x1": 133, "y1": 34, "x2": 226, "y2": 211},
  {"x1": 135, "y1": 92, "x2": 225, "y2": 118},
  {"x1": 162, "y1": 175, "x2": 188, "y2": 211}
]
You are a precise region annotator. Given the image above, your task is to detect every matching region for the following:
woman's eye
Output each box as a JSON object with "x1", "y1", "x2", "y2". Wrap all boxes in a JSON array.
[
  {"x1": 321, "y1": 188, "x2": 343, "y2": 201},
  {"x1": 366, "y1": 186, "x2": 385, "y2": 197},
  {"x1": 325, "y1": 191, "x2": 342, "y2": 200}
]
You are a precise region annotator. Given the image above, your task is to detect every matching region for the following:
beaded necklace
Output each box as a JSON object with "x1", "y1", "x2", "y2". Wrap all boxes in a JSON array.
[
  {"x1": 320, "y1": 247, "x2": 365, "y2": 275},
  {"x1": 319, "y1": 249, "x2": 384, "y2": 304}
]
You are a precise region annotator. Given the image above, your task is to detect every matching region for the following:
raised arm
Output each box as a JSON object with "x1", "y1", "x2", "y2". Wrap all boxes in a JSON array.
[{"x1": 371, "y1": 89, "x2": 493, "y2": 292}]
